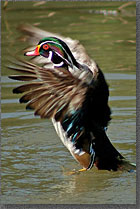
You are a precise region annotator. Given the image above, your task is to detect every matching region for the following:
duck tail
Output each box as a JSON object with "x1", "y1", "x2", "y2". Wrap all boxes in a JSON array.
[{"x1": 92, "y1": 126, "x2": 136, "y2": 172}]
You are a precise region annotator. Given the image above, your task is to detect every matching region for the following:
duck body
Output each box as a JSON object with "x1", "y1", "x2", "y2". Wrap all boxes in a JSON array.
[{"x1": 8, "y1": 25, "x2": 135, "y2": 172}]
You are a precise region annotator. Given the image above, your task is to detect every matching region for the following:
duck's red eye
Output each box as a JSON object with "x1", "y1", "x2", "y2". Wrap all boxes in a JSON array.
[{"x1": 43, "y1": 44, "x2": 49, "y2": 50}]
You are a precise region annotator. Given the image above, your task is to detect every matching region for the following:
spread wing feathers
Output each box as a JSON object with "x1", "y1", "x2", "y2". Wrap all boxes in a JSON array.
[
  {"x1": 18, "y1": 24, "x2": 97, "y2": 69},
  {"x1": 8, "y1": 58, "x2": 88, "y2": 121}
]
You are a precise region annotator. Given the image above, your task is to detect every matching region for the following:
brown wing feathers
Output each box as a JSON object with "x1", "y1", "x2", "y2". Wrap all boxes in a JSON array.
[
  {"x1": 8, "y1": 59, "x2": 87, "y2": 121},
  {"x1": 13, "y1": 83, "x2": 43, "y2": 93}
]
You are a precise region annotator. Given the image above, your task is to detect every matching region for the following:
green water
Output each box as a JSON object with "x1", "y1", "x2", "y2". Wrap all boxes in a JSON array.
[{"x1": 1, "y1": 1, "x2": 136, "y2": 204}]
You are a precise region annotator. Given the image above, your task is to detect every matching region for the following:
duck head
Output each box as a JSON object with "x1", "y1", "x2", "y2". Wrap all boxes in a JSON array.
[{"x1": 25, "y1": 37, "x2": 77, "y2": 69}]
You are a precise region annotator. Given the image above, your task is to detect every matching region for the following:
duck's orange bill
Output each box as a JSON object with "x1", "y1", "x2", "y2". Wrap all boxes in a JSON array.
[{"x1": 24, "y1": 45, "x2": 40, "y2": 56}]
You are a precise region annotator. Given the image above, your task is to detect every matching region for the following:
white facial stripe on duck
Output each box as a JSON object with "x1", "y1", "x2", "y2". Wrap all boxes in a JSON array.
[
  {"x1": 47, "y1": 50, "x2": 63, "y2": 67},
  {"x1": 39, "y1": 39, "x2": 76, "y2": 68}
]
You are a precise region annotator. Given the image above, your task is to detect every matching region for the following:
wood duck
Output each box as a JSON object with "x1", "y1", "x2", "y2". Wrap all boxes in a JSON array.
[{"x1": 9, "y1": 24, "x2": 135, "y2": 173}]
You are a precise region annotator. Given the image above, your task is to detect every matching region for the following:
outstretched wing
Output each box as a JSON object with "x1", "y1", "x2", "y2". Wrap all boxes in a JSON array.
[{"x1": 8, "y1": 58, "x2": 88, "y2": 122}]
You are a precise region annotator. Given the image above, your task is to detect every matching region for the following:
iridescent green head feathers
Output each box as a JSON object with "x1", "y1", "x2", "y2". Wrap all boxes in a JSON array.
[{"x1": 25, "y1": 37, "x2": 77, "y2": 68}]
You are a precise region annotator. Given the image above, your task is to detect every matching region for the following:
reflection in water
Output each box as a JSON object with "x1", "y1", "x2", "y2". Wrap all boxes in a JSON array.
[{"x1": 1, "y1": 1, "x2": 136, "y2": 204}]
